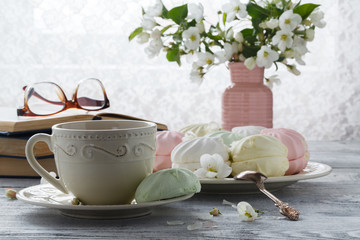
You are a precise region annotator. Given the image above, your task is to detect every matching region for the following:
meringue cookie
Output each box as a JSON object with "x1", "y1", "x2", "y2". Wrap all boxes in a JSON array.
[
  {"x1": 171, "y1": 137, "x2": 229, "y2": 171},
  {"x1": 231, "y1": 126, "x2": 265, "y2": 137},
  {"x1": 135, "y1": 168, "x2": 201, "y2": 203},
  {"x1": 260, "y1": 128, "x2": 309, "y2": 175},
  {"x1": 179, "y1": 122, "x2": 220, "y2": 137},
  {"x1": 154, "y1": 131, "x2": 184, "y2": 172},
  {"x1": 230, "y1": 134, "x2": 289, "y2": 177},
  {"x1": 205, "y1": 130, "x2": 243, "y2": 147}
]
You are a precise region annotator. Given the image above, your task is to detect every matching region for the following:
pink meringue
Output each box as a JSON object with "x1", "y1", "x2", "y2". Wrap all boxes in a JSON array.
[
  {"x1": 260, "y1": 128, "x2": 309, "y2": 175},
  {"x1": 154, "y1": 131, "x2": 184, "y2": 172}
]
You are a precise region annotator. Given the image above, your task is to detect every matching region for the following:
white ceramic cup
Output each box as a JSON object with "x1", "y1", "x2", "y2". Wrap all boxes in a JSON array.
[{"x1": 25, "y1": 120, "x2": 156, "y2": 205}]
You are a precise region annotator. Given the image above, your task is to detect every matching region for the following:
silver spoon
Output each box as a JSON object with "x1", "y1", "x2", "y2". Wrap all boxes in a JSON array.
[{"x1": 234, "y1": 171, "x2": 300, "y2": 221}]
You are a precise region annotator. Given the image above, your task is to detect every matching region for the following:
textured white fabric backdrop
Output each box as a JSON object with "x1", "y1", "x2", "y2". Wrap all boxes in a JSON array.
[{"x1": 0, "y1": 0, "x2": 359, "y2": 141}]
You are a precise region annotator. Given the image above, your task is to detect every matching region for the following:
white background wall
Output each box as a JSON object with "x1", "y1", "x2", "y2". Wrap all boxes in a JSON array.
[{"x1": 0, "y1": 0, "x2": 359, "y2": 141}]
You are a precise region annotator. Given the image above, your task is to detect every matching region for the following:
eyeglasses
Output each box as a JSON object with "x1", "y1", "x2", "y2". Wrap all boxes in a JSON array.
[{"x1": 17, "y1": 78, "x2": 110, "y2": 117}]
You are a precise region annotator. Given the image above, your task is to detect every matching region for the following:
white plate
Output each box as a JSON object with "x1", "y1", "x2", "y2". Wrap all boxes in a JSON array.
[
  {"x1": 200, "y1": 162, "x2": 332, "y2": 194},
  {"x1": 17, "y1": 184, "x2": 194, "y2": 219}
]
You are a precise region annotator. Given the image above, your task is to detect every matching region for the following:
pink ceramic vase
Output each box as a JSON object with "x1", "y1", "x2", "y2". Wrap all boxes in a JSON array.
[{"x1": 222, "y1": 62, "x2": 273, "y2": 130}]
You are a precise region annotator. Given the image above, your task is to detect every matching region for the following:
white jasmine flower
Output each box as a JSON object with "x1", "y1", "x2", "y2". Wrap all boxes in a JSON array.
[
  {"x1": 272, "y1": 30, "x2": 294, "y2": 52},
  {"x1": 187, "y1": 3, "x2": 204, "y2": 23},
  {"x1": 244, "y1": 57, "x2": 256, "y2": 70},
  {"x1": 265, "y1": 74, "x2": 280, "y2": 89},
  {"x1": 224, "y1": 42, "x2": 237, "y2": 59},
  {"x1": 279, "y1": 10, "x2": 302, "y2": 32},
  {"x1": 234, "y1": 32, "x2": 244, "y2": 43},
  {"x1": 150, "y1": 28, "x2": 162, "y2": 39},
  {"x1": 215, "y1": 50, "x2": 228, "y2": 64},
  {"x1": 226, "y1": 28, "x2": 234, "y2": 40},
  {"x1": 260, "y1": 18, "x2": 279, "y2": 29},
  {"x1": 293, "y1": 36, "x2": 308, "y2": 55},
  {"x1": 141, "y1": 14, "x2": 157, "y2": 31},
  {"x1": 190, "y1": 69, "x2": 203, "y2": 85},
  {"x1": 256, "y1": 46, "x2": 279, "y2": 68},
  {"x1": 144, "y1": 38, "x2": 163, "y2": 58},
  {"x1": 291, "y1": 36, "x2": 308, "y2": 65},
  {"x1": 309, "y1": 9, "x2": 326, "y2": 28},
  {"x1": 194, "y1": 153, "x2": 232, "y2": 179},
  {"x1": 237, "y1": 201, "x2": 258, "y2": 222},
  {"x1": 287, "y1": 64, "x2": 301, "y2": 75},
  {"x1": 196, "y1": 22, "x2": 205, "y2": 33},
  {"x1": 222, "y1": 0, "x2": 248, "y2": 22},
  {"x1": 182, "y1": 27, "x2": 201, "y2": 50},
  {"x1": 197, "y1": 52, "x2": 215, "y2": 67},
  {"x1": 305, "y1": 28, "x2": 315, "y2": 41},
  {"x1": 136, "y1": 32, "x2": 150, "y2": 44},
  {"x1": 146, "y1": 0, "x2": 163, "y2": 17}
]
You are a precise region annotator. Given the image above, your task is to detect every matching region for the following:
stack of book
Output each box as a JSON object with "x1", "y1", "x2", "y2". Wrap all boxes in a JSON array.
[{"x1": 0, "y1": 108, "x2": 167, "y2": 177}]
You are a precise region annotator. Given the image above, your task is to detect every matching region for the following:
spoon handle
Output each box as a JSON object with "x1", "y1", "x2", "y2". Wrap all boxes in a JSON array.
[{"x1": 256, "y1": 182, "x2": 300, "y2": 221}]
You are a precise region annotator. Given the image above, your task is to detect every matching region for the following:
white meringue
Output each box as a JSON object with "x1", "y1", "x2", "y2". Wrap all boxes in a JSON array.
[{"x1": 171, "y1": 137, "x2": 229, "y2": 171}]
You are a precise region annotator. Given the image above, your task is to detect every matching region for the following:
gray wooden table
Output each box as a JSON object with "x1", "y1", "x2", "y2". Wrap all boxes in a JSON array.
[{"x1": 1, "y1": 141, "x2": 359, "y2": 239}]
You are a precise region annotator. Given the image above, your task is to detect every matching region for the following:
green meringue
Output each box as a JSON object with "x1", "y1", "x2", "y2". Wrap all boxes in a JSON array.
[{"x1": 135, "y1": 168, "x2": 201, "y2": 203}]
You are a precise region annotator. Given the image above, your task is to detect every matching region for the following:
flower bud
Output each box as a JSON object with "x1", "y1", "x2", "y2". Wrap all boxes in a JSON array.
[
  {"x1": 210, "y1": 208, "x2": 222, "y2": 216},
  {"x1": 5, "y1": 188, "x2": 17, "y2": 199},
  {"x1": 71, "y1": 198, "x2": 80, "y2": 205}
]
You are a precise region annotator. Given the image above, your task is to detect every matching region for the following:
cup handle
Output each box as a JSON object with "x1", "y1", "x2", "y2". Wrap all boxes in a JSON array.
[{"x1": 25, "y1": 133, "x2": 68, "y2": 194}]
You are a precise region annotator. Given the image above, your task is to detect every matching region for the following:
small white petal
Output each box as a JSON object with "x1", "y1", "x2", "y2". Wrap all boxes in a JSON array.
[
  {"x1": 187, "y1": 221, "x2": 203, "y2": 231},
  {"x1": 167, "y1": 221, "x2": 185, "y2": 226},
  {"x1": 244, "y1": 57, "x2": 256, "y2": 70},
  {"x1": 222, "y1": 199, "x2": 237, "y2": 209},
  {"x1": 188, "y1": 3, "x2": 204, "y2": 23},
  {"x1": 194, "y1": 168, "x2": 208, "y2": 178}
]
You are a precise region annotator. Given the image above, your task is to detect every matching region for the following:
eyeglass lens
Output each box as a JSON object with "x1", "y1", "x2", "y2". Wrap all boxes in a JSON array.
[
  {"x1": 76, "y1": 78, "x2": 106, "y2": 110},
  {"x1": 26, "y1": 83, "x2": 66, "y2": 115}
]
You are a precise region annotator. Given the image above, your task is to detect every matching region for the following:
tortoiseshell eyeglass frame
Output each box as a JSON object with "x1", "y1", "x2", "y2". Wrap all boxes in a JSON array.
[{"x1": 17, "y1": 78, "x2": 110, "y2": 117}]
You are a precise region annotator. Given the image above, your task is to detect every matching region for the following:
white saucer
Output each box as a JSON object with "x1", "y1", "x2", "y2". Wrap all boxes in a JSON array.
[
  {"x1": 17, "y1": 184, "x2": 194, "y2": 219},
  {"x1": 199, "y1": 162, "x2": 332, "y2": 194}
]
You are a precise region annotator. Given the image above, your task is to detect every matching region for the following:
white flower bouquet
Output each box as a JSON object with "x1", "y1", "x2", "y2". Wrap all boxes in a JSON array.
[{"x1": 129, "y1": 0, "x2": 325, "y2": 84}]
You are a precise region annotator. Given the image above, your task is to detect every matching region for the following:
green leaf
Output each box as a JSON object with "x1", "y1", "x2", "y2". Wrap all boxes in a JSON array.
[
  {"x1": 293, "y1": 3, "x2": 320, "y2": 20},
  {"x1": 241, "y1": 28, "x2": 255, "y2": 38},
  {"x1": 162, "y1": 5, "x2": 169, "y2": 18},
  {"x1": 208, "y1": 33, "x2": 222, "y2": 41},
  {"x1": 186, "y1": 19, "x2": 197, "y2": 28},
  {"x1": 242, "y1": 45, "x2": 260, "y2": 58},
  {"x1": 204, "y1": 43, "x2": 214, "y2": 54},
  {"x1": 128, "y1": 27, "x2": 143, "y2": 41},
  {"x1": 247, "y1": 2, "x2": 269, "y2": 21},
  {"x1": 168, "y1": 4, "x2": 188, "y2": 25},
  {"x1": 166, "y1": 47, "x2": 181, "y2": 66},
  {"x1": 251, "y1": 17, "x2": 262, "y2": 32},
  {"x1": 161, "y1": 25, "x2": 172, "y2": 34},
  {"x1": 267, "y1": 4, "x2": 282, "y2": 18}
]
